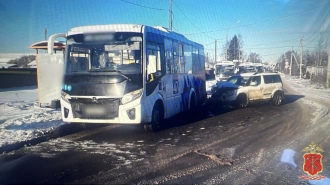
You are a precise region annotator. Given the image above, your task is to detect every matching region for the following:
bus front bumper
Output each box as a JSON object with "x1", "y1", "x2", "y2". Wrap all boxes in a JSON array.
[{"x1": 60, "y1": 98, "x2": 143, "y2": 124}]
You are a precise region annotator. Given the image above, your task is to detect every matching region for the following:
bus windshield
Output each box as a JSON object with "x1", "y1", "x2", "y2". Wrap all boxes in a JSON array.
[
  {"x1": 255, "y1": 66, "x2": 264, "y2": 72},
  {"x1": 65, "y1": 33, "x2": 143, "y2": 75},
  {"x1": 215, "y1": 65, "x2": 235, "y2": 74},
  {"x1": 239, "y1": 65, "x2": 255, "y2": 72}
]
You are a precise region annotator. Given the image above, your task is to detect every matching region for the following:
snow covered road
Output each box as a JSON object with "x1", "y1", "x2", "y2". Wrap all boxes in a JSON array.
[{"x1": 0, "y1": 76, "x2": 330, "y2": 184}]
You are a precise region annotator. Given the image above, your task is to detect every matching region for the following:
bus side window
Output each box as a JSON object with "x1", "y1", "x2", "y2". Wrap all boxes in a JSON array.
[
  {"x1": 146, "y1": 43, "x2": 163, "y2": 82},
  {"x1": 184, "y1": 44, "x2": 192, "y2": 74},
  {"x1": 192, "y1": 47, "x2": 199, "y2": 73},
  {"x1": 164, "y1": 38, "x2": 173, "y2": 74}
]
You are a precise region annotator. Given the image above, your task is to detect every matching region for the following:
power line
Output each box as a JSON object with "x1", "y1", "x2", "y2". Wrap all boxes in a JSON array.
[
  {"x1": 245, "y1": 37, "x2": 301, "y2": 47},
  {"x1": 245, "y1": 46, "x2": 294, "y2": 50},
  {"x1": 259, "y1": 53, "x2": 281, "y2": 57},
  {"x1": 305, "y1": 9, "x2": 330, "y2": 46},
  {"x1": 172, "y1": 0, "x2": 215, "y2": 40},
  {"x1": 305, "y1": 9, "x2": 330, "y2": 41},
  {"x1": 204, "y1": 41, "x2": 215, "y2": 46},
  {"x1": 186, "y1": 2, "x2": 330, "y2": 35},
  {"x1": 172, "y1": 25, "x2": 183, "y2": 35},
  {"x1": 118, "y1": 0, "x2": 165, "y2": 10}
]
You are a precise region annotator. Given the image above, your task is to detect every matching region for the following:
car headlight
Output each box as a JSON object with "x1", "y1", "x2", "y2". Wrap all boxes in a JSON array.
[
  {"x1": 219, "y1": 74, "x2": 223, "y2": 78},
  {"x1": 226, "y1": 90, "x2": 237, "y2": 97},
  {"x1": 121, "y1": 89, "x2": 143, "y2": 104},
  {"x1": 61, "y1": 91, "x2": 71, "y2": 103}
]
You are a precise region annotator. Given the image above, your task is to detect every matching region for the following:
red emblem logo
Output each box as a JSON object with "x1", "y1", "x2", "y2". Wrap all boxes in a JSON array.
[
  {"x1": 299, "y1": 142, "x2": 327, "y2": 180},
  {"x1": 303, "y1": 153, "x2": 323, "y2": 176}
]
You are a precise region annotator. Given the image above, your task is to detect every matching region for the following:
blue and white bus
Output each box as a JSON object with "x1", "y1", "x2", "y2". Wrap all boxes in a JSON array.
[
  {"x1": 238, "y1": 63, "x2": 255, "y2": 73},
  {"x1": 214, "y1": 61, "x2": 235, "y2": 81},
  {"x1": 59, "y1": 24, "x2": 206, "y2": 131}
]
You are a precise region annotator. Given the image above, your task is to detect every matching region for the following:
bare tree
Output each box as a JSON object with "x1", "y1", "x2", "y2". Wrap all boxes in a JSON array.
[{"x1": 222, "y1": 34, "x2": 244, "y2": 61}]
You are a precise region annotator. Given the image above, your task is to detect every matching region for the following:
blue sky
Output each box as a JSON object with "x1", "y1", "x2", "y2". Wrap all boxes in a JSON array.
[{"x1": 0, "y1": 0, "x2": 329, "y2": 63}]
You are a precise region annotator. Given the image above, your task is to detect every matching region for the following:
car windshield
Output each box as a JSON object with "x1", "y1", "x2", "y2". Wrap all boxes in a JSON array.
[{"x1": 226, "y1": 75, "x2": 250, "y2": 86}]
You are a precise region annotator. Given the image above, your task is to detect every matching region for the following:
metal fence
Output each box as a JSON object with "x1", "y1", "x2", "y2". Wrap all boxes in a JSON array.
[
  {"x1": 0, "y1": 68, "x2": 37, "y2": 88},
  {"x1": 306, "y1": 66, "x2": 327, "y2": 78}
]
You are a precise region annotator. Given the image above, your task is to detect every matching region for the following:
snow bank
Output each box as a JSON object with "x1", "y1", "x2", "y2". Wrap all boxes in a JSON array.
[
  {"x1": 282, "y1": 75, "x2": 330, "y2": 102},
  {"x1": 0, "y1": 86, "x2": 65, "y2": 148},
  {"x1": 0, "y1": 86, "x2": 38, "y2": 103}
]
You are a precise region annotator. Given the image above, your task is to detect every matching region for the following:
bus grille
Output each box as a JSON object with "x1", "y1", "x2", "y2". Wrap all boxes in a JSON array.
[{"x1": 70, "y1": 98, "x2": 120, "y2": 119}]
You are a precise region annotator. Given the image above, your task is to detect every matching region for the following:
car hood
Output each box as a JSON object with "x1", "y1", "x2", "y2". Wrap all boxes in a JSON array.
[{"x1": 215, "y1": 81, "x2": 240, "y2": 89}]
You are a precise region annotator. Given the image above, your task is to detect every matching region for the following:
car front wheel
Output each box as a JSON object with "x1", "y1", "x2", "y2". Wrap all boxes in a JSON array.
[{"x1": 236, "y1": 94, "x2": 248, "y2": 108}]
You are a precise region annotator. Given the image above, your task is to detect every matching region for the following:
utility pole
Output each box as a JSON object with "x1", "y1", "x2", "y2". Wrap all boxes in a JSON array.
[
  {"x1": 281, "y1": 54, "x2": 283, "y2": 73},
  {"x1": 44, "y1": 28, "x2": 47, "y2": 40},
  {"x1": 238, "y1": 45, "x2": 240, "y2": 61},
  {"x1": 207, "y1": 52, "x2": 209, "y2": 68},
  {"x1": 225, "y1": 29, "x2": 228, "y2": 60},
  {"x1": 234, "y1": 41, "x2": 236, "y2": 60},
  {"x1": 327, "y1": 35, "x2": 330, "y2": 88},
  {"x1": 215, "y1": 40, "x2": 217, "y2": 63},
  {"x1": 290, "y1": 46, "x2": 293, "y2": 76},
  {"x1": 300, "y1": 37, "x2": 304, "y2": 79},
  {"x1": 169, "y1": 0, "x2": 172, "y2": 31}
]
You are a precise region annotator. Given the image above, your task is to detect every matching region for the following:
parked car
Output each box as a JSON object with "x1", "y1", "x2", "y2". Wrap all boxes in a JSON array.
[{"x1": 210, "y1": 72, "x2": 284, "y2": 108}]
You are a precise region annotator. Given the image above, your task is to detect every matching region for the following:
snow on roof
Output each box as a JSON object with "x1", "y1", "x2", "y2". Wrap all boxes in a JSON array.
[
  {"x1": 68, "y1": 24, "x2": 143, "y2": 36},
  {"x1": 28, "y1": 60, "x2": 37, "y2": 66}
]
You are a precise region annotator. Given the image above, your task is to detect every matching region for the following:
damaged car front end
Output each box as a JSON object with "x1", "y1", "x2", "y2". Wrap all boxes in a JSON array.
[{"x1": 209, "y1": 74, "x2": 251, "y2": 107}]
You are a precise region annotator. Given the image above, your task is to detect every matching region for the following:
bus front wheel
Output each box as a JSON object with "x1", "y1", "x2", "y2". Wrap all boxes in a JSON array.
[{"x1": 144, "y1": 105, "x2": 162, "y2": 132}]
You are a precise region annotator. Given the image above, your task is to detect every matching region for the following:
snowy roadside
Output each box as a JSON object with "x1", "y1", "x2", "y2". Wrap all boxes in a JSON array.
[
  {"x1": 280, "y1": 74, "x2": 330, "y2": 185},
  {"x1": 281, "y1": 74, "x2": 330, "y2": 102},
  {"x1": 0, "y1": 86, "x2": 65, "y2": 149}
]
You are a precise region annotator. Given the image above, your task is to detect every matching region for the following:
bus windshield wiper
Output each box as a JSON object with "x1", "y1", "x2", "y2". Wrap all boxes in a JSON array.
[{"x1": 89, "y1": 69, "x2": 132, "y2": 81}]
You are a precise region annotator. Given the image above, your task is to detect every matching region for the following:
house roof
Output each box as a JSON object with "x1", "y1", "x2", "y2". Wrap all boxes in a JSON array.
[{"x1": 29, "y1": 40, "x2": 66, "y2": 50}]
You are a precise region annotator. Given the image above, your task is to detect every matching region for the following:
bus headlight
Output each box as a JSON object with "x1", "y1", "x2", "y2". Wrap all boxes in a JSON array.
[
  {"x1": 121, "y1": 89, "x2": 143, "y2": 104},
  {"x1": 61, "y1": 91, "x2": 71, "y2": 103}
]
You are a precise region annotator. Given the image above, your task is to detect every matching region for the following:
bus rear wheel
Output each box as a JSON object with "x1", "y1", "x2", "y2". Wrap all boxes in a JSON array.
[
  {"x1": 144, "y1": 105, "x2": 162, "y2": 132},
  {"x1": 189, "y1": 94, "x2": 196, "y2": 112}
]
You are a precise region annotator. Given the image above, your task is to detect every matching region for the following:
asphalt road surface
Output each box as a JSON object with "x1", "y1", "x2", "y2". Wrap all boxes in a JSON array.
[{"x1": 1, "y1": 78, "x2": 330, "y2": 184}]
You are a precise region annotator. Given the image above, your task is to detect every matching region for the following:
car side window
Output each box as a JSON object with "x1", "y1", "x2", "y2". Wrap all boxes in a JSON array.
[
  {"x1": 251, "y1": 76, "x2": 261, "y2": 86},
  {"x1": 246, "y1": 76, "x2": 261, "y2": 86},
  {"x1": 263, "y1": 75, "x2": 273, "y2": 84},
  {"x1": 272, "y1": 75, "x2": 282, "y2": 83}
]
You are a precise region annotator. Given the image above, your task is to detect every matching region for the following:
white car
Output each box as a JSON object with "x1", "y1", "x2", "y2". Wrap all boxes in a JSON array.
[{"x1": 211, "y1": 72, "x2": 284, "y2": 108}]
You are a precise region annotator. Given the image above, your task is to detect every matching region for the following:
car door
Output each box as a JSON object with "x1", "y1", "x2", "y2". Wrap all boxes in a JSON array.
[
  {"x1": 262, "y1": 75, "x2": 274, "y2": 99},
  {"x1": 247, "y1": 76, "x2": 263, "y2": 100}
]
